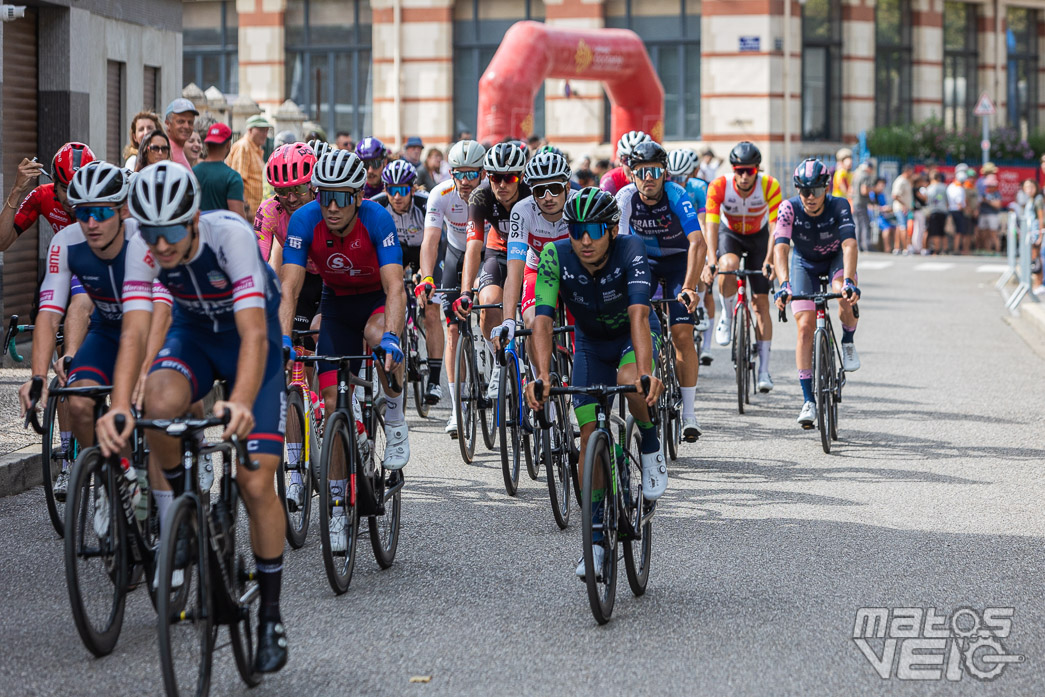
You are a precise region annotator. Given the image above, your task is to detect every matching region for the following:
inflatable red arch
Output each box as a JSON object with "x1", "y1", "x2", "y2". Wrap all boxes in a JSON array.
[{"x1": 476, "y1": 21, "x2": 664, "y2": 154}]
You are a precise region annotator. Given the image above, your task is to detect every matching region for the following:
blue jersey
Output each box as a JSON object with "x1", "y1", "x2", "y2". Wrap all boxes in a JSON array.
[
  {"x1": 774, "y1": 196, "x2": 856, "y2": 263},
  {"x1": 683, "y1": 178, "x2": 708, "y2": 214},
  {"x1": 615, "y1": 181, "x2": 701, "y2": 258}
]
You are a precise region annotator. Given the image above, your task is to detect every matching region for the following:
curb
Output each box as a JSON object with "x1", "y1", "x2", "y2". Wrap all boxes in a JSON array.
[{"x1": 0, "y1": 444, "x2": 43, "y2": 498}]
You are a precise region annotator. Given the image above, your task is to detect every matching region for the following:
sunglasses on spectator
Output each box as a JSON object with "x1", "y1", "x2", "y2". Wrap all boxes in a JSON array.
[
  {"x1": 532, "y1": 182, "x2": 567, "y2": 199},
  {"x1": 387, "y1": 185, "x2": 411, "y2": 197},
  {"x1": 147, "y1": 144, "x2": 171, "y2": 154},
  {"x1": 634, "y1": 166, "x2": 663, "y2": 180},
  {"x1": 318, "y1": 189, "x2": 359, "y2": 208},
  {"x1": 489, "y1": 173, "x2": 520, "y2": 185},
  {"x1": 452, "y1": 170, "x2": 481, "y2": 181},
  {"x1": 274, "y1": 184, "x2": 309, "y2": 197},
  {"x1": 798, "y1": 186, "x2": 827, "y2": 198},
  {"x1": 568, "y1": 222, "x2": 609, "y2": 241},
  {"x1": 734, "y1": 166, "x2": 757, "y2": 176},
  {"x1": 73, "y1": 206, "x2": 119, "y2": 223}
]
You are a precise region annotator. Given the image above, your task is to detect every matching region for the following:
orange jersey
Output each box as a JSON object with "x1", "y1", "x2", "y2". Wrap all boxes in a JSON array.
[{"x1": 706, "y1": 173, "x2": 783, "y2": 235}]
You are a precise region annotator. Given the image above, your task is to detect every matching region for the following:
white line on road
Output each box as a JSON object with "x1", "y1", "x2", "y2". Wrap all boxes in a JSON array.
[
  {"x1": 859, "y1": 260, "x2": 894, "y2": 270},
  {"x1": 913, "y1": 263, "x2": 955, "y2": 271},
  {"x1": 976, "y1": 264, "x2": 1010, "y2": 273}
]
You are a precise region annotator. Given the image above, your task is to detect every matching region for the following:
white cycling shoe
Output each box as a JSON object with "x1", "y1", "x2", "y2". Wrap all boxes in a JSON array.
[
  {"x1": 286, "y1": 481, "x2": 305, "y2": 512},
  {"x1": 575, "y1": 545, "x2": 607, "y2": 581},
  {"x1": 383, "y1": 423, "x2": 410, "y2": 470},
  {"x1": 757, "y1": 372, "x2": 774, "y2": 393},
  {"x1": 641, "y1": 451, "x2": 668, "y2": 501},
  {"x1": 486, "y1": 365, "x2": 501, "y2": 401},
  {"x1": 682, "y1": 416, "x2": 702, "y2": 442},
  {"x1": 798, "y1": 401, "x2": 816, "y2": 429},
  {"x1": 842, "y1": 343, "x2": 861, "y2": 372},
  {"x1": 329, "y1": 511, "x2": 348, "y2": 553},
  {"x1": 715, "y1": 313, "x2": 732, "y2": 346},
  {"x1": 444, "y1": 414, "x2": 458, "y2": 438}
]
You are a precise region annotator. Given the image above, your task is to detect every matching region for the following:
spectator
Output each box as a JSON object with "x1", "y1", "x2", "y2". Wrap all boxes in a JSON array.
[
  {"x1": 978, "y1": 173, "x2": 1003, "y2": 253},
  {"x1": 135, "y1": 130, "x2": 171, "y2": 172},
  {"x1": 274, "y1": 130, "x2": 299, "y2": 148},
  {"x1": 527, "y1": 134, "x2": 543, "y2": 155},
  {"x1": 575, "y1": 169, "x2": 597, "y2": 188},
  {"x1": 184, "y1": 130, "x2": 203, "y2": 168},
  {"x1": 416, "y1": 147, "x2": 445, "y2": 192},
  {"x1": 832, "y1": 148, "x2": 853, "y2": 199},
  {"x1": 304, "y1": 121, "x2": 328, "y2": 143},
  {"x1": 890, "y1": 165, "x2": 914, "y2": 255},
  {"x1": 873, "y1": 177, "x2": 896, "y2": 252},
  {"x1": 163, "y1": 98, "x2": 199, "y2": 169},
  {"x1": 123, "y1": 111, "x2": 164, "y2": 170},
  {"x1": 403, "y1": 136, "x2": 424, "y2": 167},
  {"x1": 977, "y1": 161, "x2": 998, "y2": 198},
  {"x1": 593, "y1": 158, "x2": 611, "y2": 181},
  {"x1": 193, "y1": 122, "x2": 245, "y2": 218},
  {"x1": 947, "y1": 166, "x2": 969, "y2": 254},
  {"x1": 851, "y1": 162, "x2": 874, "y2": 251},
  {"x1": 925, "y1": 171, "x2": 949, "y2": 255},
  {"x1": 697, "y1": 147, "x2": 719, "y2": 182},
  {"x1": 227, "y1": 114, "x2": 272, "y2": 220},
  {"x1": 456, "y1": 129, "x2": 474, "y2": 142},
  {"x1": 1019, "y1": 178, "x2": 1044, "y2": 293},
  {"x1": 335, "y1": 131, "x2": 354, "y2": 151},
  {"x1": 910, "y1": 171, "x2": 929, "y2": 254},
  {"x1": 575, "y1": 154, "x2": 592, "y2": 173}
]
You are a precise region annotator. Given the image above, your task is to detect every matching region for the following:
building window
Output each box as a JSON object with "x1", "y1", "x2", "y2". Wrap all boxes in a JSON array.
[
  {"x1": 107, "y1": 61, "x2": 125, "y2": 164},
  {"x1": 453, "y1": 0, "x2": 545, "y2": 139},
  {"x1": 875, "y1": 0, "x2": 912, "y2": 127},
  {"x1": 286, "y1": 0, "x2": 372, "y2": 141},
  {"x1": 944, "y1": 2, "x2": 977, "y2": 131},
  {"x1": 802, "y1": 0, "x2": 842, "y2": 141},
  {"x1": 144, "y1": 66, "x2": 161, "y2": 113},
  {"x1": 1007, "y1": 7, "x2": 1039, "y2": 136},
  {"x1": 183, "y1": 0, "x2": 238, "y2": 93},
  {"x1": 604, "y1": 0, "x2": 701, "y2": 140}
]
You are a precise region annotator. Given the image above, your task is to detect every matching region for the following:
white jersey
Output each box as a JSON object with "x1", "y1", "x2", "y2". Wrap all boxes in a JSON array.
[
  {"x1": 508, "y1": 194, "x2": 572, "y2": 271},
  {"x1": 424, "y1": 177, "x2": 489, "y2": 251}
]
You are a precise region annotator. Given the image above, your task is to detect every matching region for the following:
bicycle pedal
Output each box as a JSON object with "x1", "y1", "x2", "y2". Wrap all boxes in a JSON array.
[{"x1": 801, "y1": 423, "x2": 815, "y2": 431}]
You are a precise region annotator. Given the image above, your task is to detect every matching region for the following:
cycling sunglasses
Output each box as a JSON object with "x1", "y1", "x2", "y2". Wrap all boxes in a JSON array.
[
  {"x1": 140, "y1": 223, "x2": 189, "y2": 245},
  {"x1": 734, "y1": 166, "x2": 758, "y2": 176},
  {"x1": 318, "y1": 189, "x2": 359, "y2": 208},
  {"x1": 274, "y1": 184, "x2": 309, "y2": 197},
  {"x1": 568, "y1": 222, "x2": 609, "y2": 241},
  {"x1": 532, "y1": 182, "x2": 567, "y2": 199},
  {"x1": 489, "y1": 173, "x2": 520, "y2": 185},
  {"x1": 634, "y1": 166, "x2": 663, "y2": 180},
  {"x1": 798, "y1": 186, "x2": 827, "y2": 198},
  {"x1": 452, "y1": 170, "x2": 482, "y2": 181},
  {"x1": 387, "y1": 185, "x2": 411, "y2": 197},
  {"x1": 73, "y1": 206, "x2": 119, "y2": 223},
  {"x1": 364, "y1": 158, "x2": 385, "y2": 170}
]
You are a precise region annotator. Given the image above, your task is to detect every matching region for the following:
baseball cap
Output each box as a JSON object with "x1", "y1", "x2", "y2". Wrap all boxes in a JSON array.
[
  {"x1": 246, "y1": 114, "x2": 274, "y2": 130},
  {"x1": 204, "y1": 122, "x2": 232, "y2": 144},
  {"x1": 405, "y1": 137, "x2": 424, "y2": 148},
  {"x1": 165, "y1": 98, "x2": 199, "y2": 120}
]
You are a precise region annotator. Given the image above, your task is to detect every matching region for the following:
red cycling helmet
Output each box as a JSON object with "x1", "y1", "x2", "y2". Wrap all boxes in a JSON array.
[
  {"x1": 266, "y1": 142, "x2": 316, "y2": 187},
  {"x1": 52, "y1": 142, "x2": 95, "y2": 187}
]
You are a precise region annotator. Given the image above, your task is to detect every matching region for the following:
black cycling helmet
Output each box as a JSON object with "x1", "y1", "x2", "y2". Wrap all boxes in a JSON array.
[
  {"x1": 729, "y1": 141, "x2": 762, "y2": 168},
  {"x1": 629, "y1": 141, "x2": 668, "y2": 168},
  {"x1": 563, "y1": 187, "x2": 621, "y2": 225},
  {"x1": 793, "y1": 158, "x2": 831, "y2": 189}
]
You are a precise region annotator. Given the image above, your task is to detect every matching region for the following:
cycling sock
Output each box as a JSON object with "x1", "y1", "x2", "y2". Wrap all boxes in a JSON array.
[
  {"x1": 636, "y1": 419, "x2": 659, "y2": 454},
  {"x1": 427, "y1": 358, "x2": 442, "y2": 385},
  {"x1": 330, "y1": 479, "x2": 347, "y2": 513},
  {"x1": 290, "y1": 470, "x2": 303, "y2": 487},
  {"x1": 842, "y1": 324, "x2": 857, "y2": 344},
  {"x1": 384, "y1": 389, "x2": 405, "y2": 426},
  {"x1": 163, "y1": 467, "x2": 186, "y2": 497},
  {"x1": 254, "y1": 554, "x2": 283, "y2": 623},
  {"x1": 286, "y1": 443, "x2": 302, "y2": 467},
  {"x1": 799, "y1": 369, "x2": 814, "y2": 402},
  {"x1": 154, "y1": 489, "x2": 173, "y2": 530},
  {"x1": 721, "y1": 293, "x2": 736, "y2": 318},
  {"x1": 484, "y1": 337, "x2": 498, "y2": 361},
  {"x1": 701, "y1": 326, "x2": 714, "y2": 349},
  {"x1": 757, "y1": 340, "x2": 771, "y2": 374},
  {"x1": 60, "y1": 431, "x2": 72, "y2": 456},
  {"x1": 447, "y1": 382, "x2": 456, "y2": 414},
  {"x1": 680, "y1": 386, "x2": 696, "y2": 419}
]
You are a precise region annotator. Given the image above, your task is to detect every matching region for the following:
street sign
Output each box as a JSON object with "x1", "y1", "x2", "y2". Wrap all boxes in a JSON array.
[{"x1": 973, "y1": 92, "x2": 996, "y2": 117}]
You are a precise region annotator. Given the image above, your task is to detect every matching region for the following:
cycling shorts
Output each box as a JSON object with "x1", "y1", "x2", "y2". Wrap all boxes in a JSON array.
[
  {"x1": 789, "y1": 251, "x2": 856, "y2": 314},
  {"x1": 67, "y1": 322, "x2": 120, "y2": 386},
  {"x1": 317, "y1": 288, "x2": 385, "y2": 391},
  {"x1": 440, "y1": 245, "x2": 465, "y2": 323},
  {"x1": 521, "y1": 266, "x2": 538, "y2": 315},
  {"x1": 648, "y1": 254, "x2": 692, "y2": 326},
  {"x1": 477, "y1": 250, "x2": 507, "y2": 293},
  {"x1": 294, "y1": 272, "x2": 323, "y2": 350},
  {"x1": 571, "y1": 329, "x2": 658, "y2": 427},
  {"x1": 149, "y1": 313, "x2": 286, "y2": 456},
  {"x1": 718, "y1": 225, "x2": 771, "y2": 295}
]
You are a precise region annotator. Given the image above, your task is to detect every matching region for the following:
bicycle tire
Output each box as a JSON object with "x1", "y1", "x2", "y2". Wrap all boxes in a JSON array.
[
  {"x1": 454, "y1": 332, "x2": 477, "y2": 463},
  {"x1": 410, "y1": 320, "x2": 431, "y2": 419},
  {"x1": 814, "y1": 331, "x2": 832, "y2": 454},
  {"x1": 581, "y1": 430, "x2": 617, "y2": 624},
  {"x1": 317, "y1": 413, "x2": 359, "y2": 594},
  {"x1": 478, "y1": 340, "x2": 497, "y2": 451},
  {"x1": 746, "y1": 314, "x2": 757, "y2": 405},
  {"x1": 734, "y1": 310, "x2": 747, "y2": 414},
  {"x1": 662, "y1": 349, "x2": 680, "y2": 459},
  {"x1": 64, "y1": 447, "x2": 127, "y2": 656},
  {"x1": 227, "y1": 481, "x2": 260, "y2": 687},
  {"x1": 157, "y1": 494, "x2": 214, "y2": 697},
  {"x1": 623, "y1": 418, "x2": 652, "y2": 596},
  {"x1": 499, "y1": 358, "x2": 521, "y2": 496},
  {"x1": 42, "y1": 386, "x2": 71, "y2": 537},
  {"x1": 545, "y1": 393, "x2": 571, "y2": 530},
  {"x1": 367, "y1": 403, "x2": 401, "y2": 568},
  {"x1": 279, "y1": 388, "x2": 313, "y2": 549}
]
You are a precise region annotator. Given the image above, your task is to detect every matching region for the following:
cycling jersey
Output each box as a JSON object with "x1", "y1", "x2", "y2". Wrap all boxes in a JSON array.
[
  {"x1": 13, "y1": 183, "x2": 73, "y2": 235},
  {"x1": 616, "y1": 181, "x2": 701, "y2": 258},
  {"x1": 369, "y1": 191, "x2": 428, "y2": 248},
  {"x1": 706, "y1": 173, "x2": 783, "y2": 235},
  {"x1": 774, "y1": 196, "x2": 856, "y2": 263},
  {"x1": 254, "y1": 195, "x2": 319, "y2": 274},
  {"x1": 683, "y1": 178, "x2": 708, "y2": 214},
  {"x1": 466, "y1": 183, "x2": 531, "y2": 253},
  {"x1": 508, "y1": 194, "x2": 573, "y2": 271},
  {"x1": 283, "y1": 198, "x2": 402, "y2": 296},
  {"x1": 599, "y1": 167, "x2": 629, "y2": 195},
  {"x1": 424, "y1": 177, "x2": 489, "y2": 251}
]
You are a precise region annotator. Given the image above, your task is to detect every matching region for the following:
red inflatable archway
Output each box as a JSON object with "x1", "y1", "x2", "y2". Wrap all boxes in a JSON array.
[{"x1": 476, "y1": 21, "x2": 664, "y2": 153}]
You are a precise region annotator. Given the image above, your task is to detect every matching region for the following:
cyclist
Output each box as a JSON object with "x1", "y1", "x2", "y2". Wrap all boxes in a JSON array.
[
  {"x1": 278, "y1": 150, "x2": 409, "y2": 543},
  {"x1": 616, "y1": 141, "x2": 707, "y2": 441},
  {"x1": 455, "y1": 142, "x2": 530, "y2": 399},
  {"x1": 370, "y1": 159, "x2": 445, "y2": 404},
  {"x1": 772, "y1": 159, "x2": 861, "y2": 427},
  {"x1": 523, "y1": 187, "x2": 664, "y2": 580},
  {"x1": 96, "y1": 162, "x2": 290, "y2": 674},
  {"x1": 309, "y1": 139, "x2": 335, "y2": 160},
  {"x1": 355, "y1": 136, "x2": 389, "y2": 199},
  {"x1": 599, "y1": 130, "x2": 651, "y2": 195},
  {"x1": 703, "y1": 141, "x2": 782, "y2": 392},
  {"x1": 416, "y1": 139, "x2": 488, "y2": 437}
]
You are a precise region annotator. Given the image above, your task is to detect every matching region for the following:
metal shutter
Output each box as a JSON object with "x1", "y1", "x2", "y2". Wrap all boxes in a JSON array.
[
  {"x1": 2, "y1": 8, "x2": 39, "y2": 321},
  {"x1": 107, "y1": 60, "x2": 124, "y2": 164},
  {"x1": 143, "y1": 66, "x2": 160, "y2": 111}
]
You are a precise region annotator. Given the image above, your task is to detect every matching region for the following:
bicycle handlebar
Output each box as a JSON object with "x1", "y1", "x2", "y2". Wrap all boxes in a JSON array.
[
  {"x1": 135, "y1": 411, "x2": 257, "y2": 471},
  {"x1": 777, "y1": 292, "x2": 860, "y2": 322},
  {"x1": 302, "y1": 352, "x2": 402, "y2": 394}
]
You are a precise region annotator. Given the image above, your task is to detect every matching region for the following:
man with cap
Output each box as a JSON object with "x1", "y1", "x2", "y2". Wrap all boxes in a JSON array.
[
  {"x1": 193, "y1": 122, "x2": 246, "y2": 217},
  {"x1": 403, "y1": 137, "x2": 424, "y2": 168},
  {"x1": 228, "y1": 114, "x2": 273, "y2": 220},
  {"x1": 165, "y1": 98, "x2": 200, "y2": 169}
]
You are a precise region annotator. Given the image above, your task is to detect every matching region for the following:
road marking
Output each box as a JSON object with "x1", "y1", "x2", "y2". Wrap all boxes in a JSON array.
[
  {"x1": 913, "y1": 263, "x2": 955, "y2": 271},
  {"x1": 859, "y1": 260, "x2": 894, "y2": 270},
  {"x1": 976, "y1": 264, "x2": 1010, "y2": 273}
]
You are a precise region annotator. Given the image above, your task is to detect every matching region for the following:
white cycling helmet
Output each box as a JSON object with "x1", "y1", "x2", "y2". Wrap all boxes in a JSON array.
[
  {"x1": 448, "y1": 139, "x2": 486, "y2": 169},
  {"x1": 523, "y1": 152, "x2": 571, "y2": 184},
  {"x1": 484, "y1": 142, "x2": 527, "y2": 173},
  {"x1": 128, "y1": 161, "x2": 200, "y2": 228},
  {"x1": 312, "y1": 149, "x2": 367, "y2": 189},
  {"x1": 616, "y1": 130, "x2": 651, "y2": 161},
  {"x1": 308, "y1": 139, "x2": 334, "y2": 160},
  {"x1": 67, "y1": 161, "x2": 130, "y2": 206},
  {"x1": 667, "y1": 148, "x2": 699, "y2": 178}
]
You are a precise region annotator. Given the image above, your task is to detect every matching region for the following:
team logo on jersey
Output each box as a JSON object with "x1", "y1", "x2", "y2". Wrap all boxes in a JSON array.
[
  {"x1": 382, "y1": 233, "x2": 396, "y2": 248},
  {"x1": 288, "y1": 237, "x2": 302, "y2": 249},
  {"x1": 143, "y1": 250, "x2": 156, "y2": 268},
  {"x1": 40, "y1": 290, "x2": 54, "y2": 301},
  {"x1": 48, "y1": 244, "x2": 61, "y2": 273},
  {"x1": 327, "y1": 253, "x2": 354, "y2": 271},
  {"x1": 208, "y1": 270, "x2": 228, "y2": 289}
]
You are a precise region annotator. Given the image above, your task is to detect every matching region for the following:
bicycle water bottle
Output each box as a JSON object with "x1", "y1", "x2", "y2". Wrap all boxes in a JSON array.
[
  {"x1": 134, "y1": 468, "x2": 149, "y2": 522},
  {"x1": 120, "y1": 457, "x2": 142, "y2": 512},
  {"x1": 310, "y1": 390, "x2": 324, "y2": 423}
]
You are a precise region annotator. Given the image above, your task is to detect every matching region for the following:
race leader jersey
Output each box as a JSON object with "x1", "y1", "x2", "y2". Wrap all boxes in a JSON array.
[
  {"x1": 508, "y1": 193, "x2": 573, "y2": 271},
  {"x1": 13, "y1": 183, "x2": 73, "y2": 235},
  {"x1": 774, "y1": 196, "x2": 856, "y2": 263},
  {"x1": 535, "y1": 234, "x2": 653, "y2": 341},
  {"x1": 253, "y1": 196, "x2": 319, "y2": 274},
  {"x1": 283, "y1": 198, "x2": 402, "y2": 296},
  {"x1": 370, "y1": 190, "x2": 428, "y2": 247},
  {"x1": 39, "y1": 218, "x2": 171, "y2": 326},
  {"x1": 615, "y1": 181, "x2": 701, "y2": 258},
  {"x1": 424, "y1": 177, "x2": 489, "y2": 251},
  {"x1": 599, "y1": 167, "x2": 630, "y2": 196},
  {"x1": 467, "y1": 183, "x2": 531, "y2": 253},
  {"x1": 122, "y1": 210, "x2": 280, "y2": 332},
  {"x1": 706, "y1": 173, "x2": 783, "y2": 235}
]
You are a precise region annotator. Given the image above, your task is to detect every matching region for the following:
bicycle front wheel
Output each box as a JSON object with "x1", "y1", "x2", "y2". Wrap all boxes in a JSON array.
[
  {"x1": 279, "y1": 388, "x2": 313, "y2": 549},
  {"x1": 42, "y1": 387, "x2": 72, "y2": 537},
  {"x1": 733, "y1": 311, "x2": 747, "y2": 414},
  {"x1": 582, "y1": 430, "x2": 617, "y2": 624},
  {"x1": 454, "y1": 333, "x2": 477, "y2": 463},
  {"x1": 814, "y1": 330, "x2": 832, "y2": 454},
  {"x1": 368, "y1": 405, "x2": 401, "y2": 569},
  {"x1": 478, "y1": 342, "x2": 497, "y2": 451},
  {"x1": 545, "y1": 394, "x2": 571, "y2": 530},
  {"x1": 410, "y1": 320, "x2": 431, "y2": 419},
  {"x1": 226, "y1": 481, "x2": 261, "y2": 688},
  {"x1": 318, "y1": 413, "x2": 359, "y2": 594},
  {"x1": 623, "y1": 418, "x2": 652, "y2": 596},
  {"x1": 499, "y1": 358, "x2": 521, "y2": 496}
]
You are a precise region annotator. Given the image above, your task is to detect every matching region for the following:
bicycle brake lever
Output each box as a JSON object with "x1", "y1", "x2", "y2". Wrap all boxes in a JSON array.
[
  {"x1": 24, "y1": 376, "x2": 44, "y2": 434},
  {"x1": 231, "y1": 435, "x2": 259, "y2": 471},
  {"x1": 778, "y1": 308, "x2": 788, "y2": 323}
]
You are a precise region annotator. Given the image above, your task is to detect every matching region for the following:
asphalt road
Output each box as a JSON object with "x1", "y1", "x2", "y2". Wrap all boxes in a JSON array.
[{"x1": 1, "y1": 253, "x2": 1044, "y2": 697}]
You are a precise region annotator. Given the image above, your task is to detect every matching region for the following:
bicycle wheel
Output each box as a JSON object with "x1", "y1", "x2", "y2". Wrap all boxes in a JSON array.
[
  {"x1": 42, "y1": 387, "x2": 72, "y2": 537},
  {"x1": 366, "y1": 401, "x2": 401, "y2": 568},
  {"x1": 623, "y1": 418, "x2": 652, "y2": 596},
  {"x1": 581, "y1": 430, "x2": 617, "y2": 624},
  {"x1": 410, "y1": 320, "x2": 431, "y2": 419},
  {"x1": 226, "y1": 481, "x2": 261, "y2": 688},
  {"x1": 814, "y1": 331, "x2": 832, "y2": 454},
  {"x1": 746, "y1": 314, "x2": 757, "y2": 405},
  {"x1": 478, "y1": 341, "x2": 497, "y2": 451},
  {"x1": 157, "y1": 495, "x2": 214, "y2": 697},
  {"x1": 278, "y1": 388, "x2": 313, "y2": 549},
  {"x1": 64, "y1": 448, "x2": 127, "y2": 656},
  {"x1": 733, "y1": 310, "x2": 747, "y2": 414},
  {"x1": 661, "y1": 350, "x2": 680, "y2": 459},
  {"x1": 498, "y1": 358, "x2": 521, "y2": 496},
  {"x1": 524, "y1": 399, "x2": 540, "y2": 481},
  {"x1": 454, "y1": 333, "x2": 477, "y2": 463},
  {"x1": 545, "y1": 393, "x2": 571, "y2": 530},
  {"x1": 317, "y1": 412, "x2": 359, "y2": 594},
  {"x1": 829, "y1": 346, "x2": 840, "y2": 441}
]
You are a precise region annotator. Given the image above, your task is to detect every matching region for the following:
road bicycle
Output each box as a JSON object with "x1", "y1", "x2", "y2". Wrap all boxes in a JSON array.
[
  {"x1": 279, "y1": 328, "x2": 323, "y2": 549},
  {"x1": 649, "y1": 293, "x2": 685, "y2": 461},
  {"x1": 495, "y1": 323, "x2": 536, "y2": 497},
  {"x1": 718, "y1": 254, "x2": 765, "y2": 414},
  {"x1": 403, "y1": 273, "x2": 432, "y2": 418}
]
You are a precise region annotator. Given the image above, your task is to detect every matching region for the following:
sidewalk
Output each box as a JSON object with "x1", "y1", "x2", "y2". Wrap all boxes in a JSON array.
[{"x1": 0, "y1": 366, "x2": 47, "y2": 497}]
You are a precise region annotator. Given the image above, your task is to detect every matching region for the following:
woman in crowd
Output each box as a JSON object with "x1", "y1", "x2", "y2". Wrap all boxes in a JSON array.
[
  {"x1": 134, "y1": 129, "x2": 172, "y2": 172},
  {"x1": 122, "y1": 111, "x2": 164, "y2": 170},
  {"x1": 184, "y1": 130, "x2": 204, "y2": 168},
  {"x1": 415, "y1": 147, "x2": 447, "y2": 191}
]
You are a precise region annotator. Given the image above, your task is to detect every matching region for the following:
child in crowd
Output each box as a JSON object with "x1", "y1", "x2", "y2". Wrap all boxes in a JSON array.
[{"x1": 873, "y1": 177, "x2": 896, "y2": 252}]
